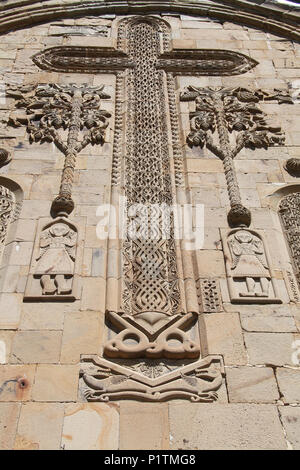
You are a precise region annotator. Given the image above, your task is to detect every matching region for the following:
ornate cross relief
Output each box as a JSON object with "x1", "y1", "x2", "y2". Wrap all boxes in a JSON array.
[
  {"x1": 7, "y1": 83, "x2": 111, "y2": 299},
  {"x1": 28, "y1": 16, "x2": 259, "y2": 401}
]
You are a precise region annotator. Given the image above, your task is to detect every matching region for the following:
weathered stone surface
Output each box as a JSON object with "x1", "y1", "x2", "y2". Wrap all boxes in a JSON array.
[
  {"x1": 32, "y1": 365, "x2": 79, "y2": 402},
  {"x1": 0, "y1": 365, "x2": 35, "y2": 401},
  {"x1": 0, "y1": 403, "x2": 20, "y2": 450},
  {"x1": 62, "y1": 403, "x2": 119, "y2": 450},
  {"x1": 14, "y1": 403, "x2": 64, "y2": 450},
  {"x1": 226, "y1": 367, "x2": 279, "y2": 403},
  {"x1": 244, "y1": 333, "x2": 296, "y2": 366},
  {"x1": 279, "y1": 406, "x2": 300, "y2": 450},
  {"x1": 11, "y1": 331, "x2": 62, "y2": 364},
  {"x1": 169, "y1": 403, "x2": 286, "y2": 450},
  {"x1": 276, "y1": 368, "x2": 300, "y2": 404},
  {"x1": 0, "y1": 330, "x2": 14, "y2": 363},
  {"x1": 0, "y1": 293, "x2": 22, "y2": 329},
  {"x1": 120, "y1": 402, "x2": 169, "y2": 450},
  {"x1": 19, "y1": 303, "x2": 64, "y2": 330},
  {"x1": 60, "y1": 311, "x2": 103, "y2": 363},
  {"x1": 203, "y1": 313, "x2": 247, "y2": 365}
]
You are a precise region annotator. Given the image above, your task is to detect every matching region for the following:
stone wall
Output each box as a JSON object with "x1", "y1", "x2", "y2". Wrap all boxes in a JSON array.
[{"x1": 0, "y1": 11, "x2": 299, "y2": 450}]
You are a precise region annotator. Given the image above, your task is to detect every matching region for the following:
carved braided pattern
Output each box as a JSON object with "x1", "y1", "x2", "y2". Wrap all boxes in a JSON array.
[
  {"x1": 122, "y1": 19, "x2": 180, "y2": 316},
  {"x1": 279, "y1": 192, "x2": 300, "y2": 287},
  {"x1": 0, "y1": 185, "x2": 15, "y2": 259}
]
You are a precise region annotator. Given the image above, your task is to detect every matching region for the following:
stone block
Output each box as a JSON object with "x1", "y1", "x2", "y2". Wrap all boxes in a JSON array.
[
  {"x1": 169, "y1": 403, "x2": 286, "y2": 450},
  {"x1": 279, "y1": 406, "x2": 300, "y2": 450},
  {"x1": 244, "y1": 333, "x2": 296, "y2": 366},
  {"x1": 11, "y1": 331, "x2": 62, "y2": 364},
  {"x1": 203, "y1": 312, "x2": 247, "y2": 365},
  {"x1": 0, "y1": 331, "x2": 14, "y2": 364},
  {"x1": 60, "y1": 311, "x2": 102, "y2": 364},
  {"x1": 81, "y1": 277, "x2": 106, "y2": 312},
  {"x1": 276, "y1": 368, "x2": 300, "y2": 404},
  {"x1": 0, "y1": 293, "x2": 22, "y2": 329},
  {"x1": 62, "y1": 403, "x2": 119, "y2": 450},
  {"x1": 195, "y1": 250, "x2": 225, "y2": 277},
  {"x1": 226, "y1": 366, "x2": 279, "y2": 403},
  {"x1": 186, "y1": 158, "x2": 223, "y2": 173},
  {"x1": 19, "y1": 303, "x2": 64, "y2": 330},
  {"x1": 240, "y1": 314, "x2": 297, "y2": 333},
  {"x1": 0, "y1": 365, "x2": 35, "y2": 401},
  {"x1": 14, "y1": 403, "x2": 64, "y2": 450},
  {"x1": 0, "y1": 403, "x2": 20, "y2": 450},
  {"x1": 32, "y1": 364, "x2": 79, "y2": 402},
  {"x1": 119, "y1": 402, "x2": 169, "y2": 450}
]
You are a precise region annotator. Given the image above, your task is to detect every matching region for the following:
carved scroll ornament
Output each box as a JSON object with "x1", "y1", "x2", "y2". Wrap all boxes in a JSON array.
[{"x1": 80, "y1": 355, "x2": 224, "y2": 403}]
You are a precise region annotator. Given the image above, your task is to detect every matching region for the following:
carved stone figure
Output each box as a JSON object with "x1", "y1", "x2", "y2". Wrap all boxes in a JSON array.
[
  {"x1": 222, "y1": 228, "x2": 281, "y2": 303},
  {"x1": 24, "y1": 217, "x2": 83, "y2": 301},
  {"x1": 35, "y1": 221, "x2": 77, "y2": 295}
]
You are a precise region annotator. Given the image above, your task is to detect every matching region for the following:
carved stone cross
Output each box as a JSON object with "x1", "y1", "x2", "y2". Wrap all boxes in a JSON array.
[{"x1": 10, "y1": 16, "x2": 261, "y2": 400}]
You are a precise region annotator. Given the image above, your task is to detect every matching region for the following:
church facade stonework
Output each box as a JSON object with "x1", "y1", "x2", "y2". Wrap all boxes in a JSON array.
[{"x1": 0, "y1": 0, "x2": 299, "y2": 450}]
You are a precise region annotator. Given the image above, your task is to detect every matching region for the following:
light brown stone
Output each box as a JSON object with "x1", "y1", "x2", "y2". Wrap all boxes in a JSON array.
[
  {"x1": 276, "y1": 368, "x2": 300, "y2": 404},
  {"x1": 120, "y1": 402, "x2": 169, "y2": 450},
  {"x1": 60, "y1": 311, "x2": 103, "y2": 363},
  {"x1": 244, "y1": 333, "x2": 296, "y2": 366},
  {"x1": 0, "y1": 293, "x2": 22, "y2": 329},
  {"x1": 14, "y1": 403, "x2": 64, "y2": 450},
  {"x1": 0, "y1": 403, "x2": 20, "y2": 450},
  {"x1": 169, "y1": 403, "x2": 286, "y2": 450},
  {"x1": 19, "y1": 303, "x2": 64, "y2": 330},
  {"x1": 32, "y1": 364, "x2": 79, "y2": 402},
  {"x1": 279, "y1": 406, "x2": 300, "y2": 450},
  {"x1": 81, "y1": 277, "x2": 106, "y2": 312},
  {"x1": 62, "y1": 403, "x2": 119, "y2": 450},
  {"x1": 11, "y1": 331, "x2": 62, "y2": 364},
  {"x1": 226, "y1": 366, "x2": 279, "y2": 403},
  {"x1": 203, "y1": 312, "x2": 247, "y2": 365},
  {"x1": 0, "y1": 330, "x2": 15, "y2": 363},
  {"x1": 0, "y1": 365, "x2": 35, "y2": 401}
]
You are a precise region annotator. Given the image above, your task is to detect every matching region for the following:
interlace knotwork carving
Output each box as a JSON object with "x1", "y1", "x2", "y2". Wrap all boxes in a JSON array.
[
  {"x1": 279, "y1": 193, "x2": 300, "y2": 289},
  {"x1": 181, "y1": 86, "x2": 293, "y2": 227},
  {"x1": 122, "y1": 20, "x2": 180, "y2": 318},
  {"x1": 7, "y1": 84, "x2": 111, "y2": 216},
  {"x1": 0, "y1": 185, "x2": 15, "y2": 260}
]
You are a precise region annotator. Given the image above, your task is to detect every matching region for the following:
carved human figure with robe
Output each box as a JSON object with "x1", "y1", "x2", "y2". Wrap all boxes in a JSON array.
[
  {"x1": 228, "y1": 229, "x2": 270, "y2": 298},
  {"x1": 34, "y1": 221, "x2": 77, "y2": 295}
]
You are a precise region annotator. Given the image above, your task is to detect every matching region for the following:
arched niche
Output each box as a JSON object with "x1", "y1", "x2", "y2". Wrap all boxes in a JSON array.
[
  {"x1": 265, "y1": 184, "x2": 300, "y2": 296},
  {"x1": 0, "y1": 177, "x2": 24, "y2": 292}
]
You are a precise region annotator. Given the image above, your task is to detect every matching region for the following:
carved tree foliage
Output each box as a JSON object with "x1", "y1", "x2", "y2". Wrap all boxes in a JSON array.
[
  {"x1": 181, "y1": 86, "x2": 293, "y2": 227},
  {"x1": 7, "y1": 84, "x2": 111, "y2": 216}
]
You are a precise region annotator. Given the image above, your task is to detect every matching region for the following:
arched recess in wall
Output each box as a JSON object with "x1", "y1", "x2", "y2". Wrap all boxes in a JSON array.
[
  {"x1": 266, "y1": 184, "x2": 300, "y2": 295},
  {"x1": 0, "y1": 177, "x2": 23, "y2": 292}
]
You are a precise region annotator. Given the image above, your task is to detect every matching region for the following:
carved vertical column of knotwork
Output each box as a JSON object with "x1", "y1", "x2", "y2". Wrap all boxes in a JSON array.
[
  {"x1": 279, "y1": 192, "x2": 300, "y2": 293},
  {"x1": 80, "y1": 17, "x2": 225, "y2": 403},
  {"x1": 0, "y1": 185, "x2": 16, "y2": 262}
]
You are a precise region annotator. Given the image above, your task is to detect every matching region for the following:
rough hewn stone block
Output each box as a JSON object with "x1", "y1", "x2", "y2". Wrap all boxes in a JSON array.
[
  {"x1": 62, "y1": 403, "x2": 119, "y2": 450},
  {"x1": 169, "y1": 403, "x2": 286, "y2": 450},
  {"x1": 226, "y1": 366, "x2": 279, "y2": 403}
]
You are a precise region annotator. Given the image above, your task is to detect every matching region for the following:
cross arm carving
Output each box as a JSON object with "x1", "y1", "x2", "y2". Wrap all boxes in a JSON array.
[{"x1": 32, "y1": 46, "x2": 257, "y2": 76}]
